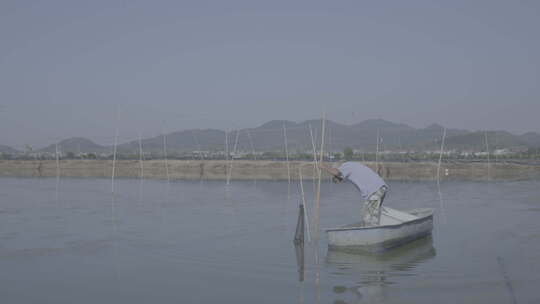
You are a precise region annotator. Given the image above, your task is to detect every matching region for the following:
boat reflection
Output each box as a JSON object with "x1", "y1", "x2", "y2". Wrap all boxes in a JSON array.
[
  {"x1": 325, "y1": 236, "x2": 436, "y2": 304},
  {"x1": 294, "y1": 242, "x2": 305, "y2": 282}
]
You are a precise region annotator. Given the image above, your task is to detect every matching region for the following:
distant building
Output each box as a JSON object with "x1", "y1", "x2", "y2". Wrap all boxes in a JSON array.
[{"x1": 493, "y1": 149, "x2": 511, "y2": 156}]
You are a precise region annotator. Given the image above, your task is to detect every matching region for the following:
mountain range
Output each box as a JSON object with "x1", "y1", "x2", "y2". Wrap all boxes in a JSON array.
[
  {"x1": 0, "y1": 145, "x2": 20, "y2": 154},
  {"x1": 2, "y1": 119, "x2": 539, "y2": 155}
]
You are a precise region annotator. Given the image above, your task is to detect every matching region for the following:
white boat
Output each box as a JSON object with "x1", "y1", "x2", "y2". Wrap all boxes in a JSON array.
[{"x1": 326, "y1": 207, "x2": 434, "y2": 253}]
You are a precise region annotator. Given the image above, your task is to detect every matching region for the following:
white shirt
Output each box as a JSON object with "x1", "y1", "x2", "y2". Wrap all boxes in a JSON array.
[{"x1": 337, "y1": 161, "x2": 387, "y2": 200}]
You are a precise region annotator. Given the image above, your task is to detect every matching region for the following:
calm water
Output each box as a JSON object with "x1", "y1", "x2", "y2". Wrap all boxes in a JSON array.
[{"x1": 1, "y1": 177, "x2": 539, "y2": 303}]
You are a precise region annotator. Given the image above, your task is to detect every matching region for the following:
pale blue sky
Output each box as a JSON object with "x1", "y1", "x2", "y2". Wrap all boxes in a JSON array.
[{"x1": 1, "y1": 0, "x2": 539, "y2": 148}]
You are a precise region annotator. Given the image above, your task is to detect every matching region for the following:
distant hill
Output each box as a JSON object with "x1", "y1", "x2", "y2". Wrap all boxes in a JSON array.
[
  {"x1": 443, "y1": 131, "x2": 529, "y2": 151},
  {"x1": 40, "y1": 137, "x2": 109, "y2": 154},
  {"x1": 237, "y1": 119, "x2": 470, "y2": 152},
  {"x1": 0, "y1": 145, "x2": 20, "y2": 154},
  {"x1": 520, "y1": 132, "x2": 540, "y2": 147},
  {"x1": 13, "y1": 119, "x2": 540, "y2": 155},
  {"x1": 117, "y1": 129, "x2": 226, "y2": 154}
]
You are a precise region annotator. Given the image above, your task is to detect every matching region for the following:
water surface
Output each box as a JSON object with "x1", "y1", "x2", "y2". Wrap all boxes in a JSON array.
[{"x1": 0, "y1": 177, "x2": 539, "y2": 303}]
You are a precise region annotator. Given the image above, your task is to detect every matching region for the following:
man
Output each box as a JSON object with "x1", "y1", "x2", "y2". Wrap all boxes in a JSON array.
[{"x1": 319, "y1": 161, "x2": 388, "y2": 226}]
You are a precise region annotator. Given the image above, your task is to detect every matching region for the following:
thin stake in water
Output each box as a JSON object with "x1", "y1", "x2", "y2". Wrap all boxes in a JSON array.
[
  {"x1": 314, "y1": 113, "x2": 326, "y2": 241},
  {"x1": 163, "y1": 130, "x2": 170, "y2": 183},
  {"x1": 497, "y1": 256, "x2": 518, "y2": 304},
  {"x1": 327, "y1": 127, "x2": 333, "y2": 184},
  {"x1": 55, "y1": 142, "x2": 60, "y2": 203},
  {"x1": 437, "y1": 127, "x2": 447, "y2": 224},
  {"x1": 138, "y1": 132, "x2": 144, "y2": 202},
  {"x1": 298, "y1": 167, "x2": 311, "y2": 243},
  {"x1": 226, "y1": 130, "x2": 239, "y2": 185},
  {"x1": 485, "y1": 131, "x2": 491, "y2": 180},
  {"x1": 246, "y1": 129, "x2": 257, "y2": 160},
  {"x1": 294, "y1": 203, "x2": 305, "y2": 244},
  {"x1": 111, "y1": 107, "x2": 119, "y2": 194},
  {"x1": 138, "y1": 132, "x2": 144, "y2": 180},
  {"x1": 283, "y1": 123, "x2": 291, "y2": 199},
  {"x1": 308, "y1": 124, "x2": 318, "y2": 193},
  {"x1": 436, "y1": 128, "x2": 446, "y2": 181},
  {"x1": 192, "y1": 130, "x2": 204, "y2": 160},
  {"x1": 224, "y1": 130, "x2": 229, "y2": 186},
  {"x1": 375, "y1": 129, "x2": 380, "y2": 173}
]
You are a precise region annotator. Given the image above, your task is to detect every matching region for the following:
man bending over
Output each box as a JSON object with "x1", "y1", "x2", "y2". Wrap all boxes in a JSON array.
[{"x1": 319, "y1": 161, "x2": 388, "y2": 226}]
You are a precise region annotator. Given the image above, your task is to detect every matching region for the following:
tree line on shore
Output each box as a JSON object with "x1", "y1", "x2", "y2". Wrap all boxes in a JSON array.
[{"x1": 2, "y1": 147, "x2": 539, "y2": 163}]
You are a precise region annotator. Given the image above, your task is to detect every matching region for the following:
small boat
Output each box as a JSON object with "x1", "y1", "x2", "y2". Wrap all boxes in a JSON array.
[{"x1": 326, "y1": 207, "x2": 434, "y2": 253}]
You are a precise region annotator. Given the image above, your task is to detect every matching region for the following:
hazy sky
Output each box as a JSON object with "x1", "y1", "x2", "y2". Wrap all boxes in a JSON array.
[{"x1": 1, "y1": 0, "x2": 539, "y2": 149}]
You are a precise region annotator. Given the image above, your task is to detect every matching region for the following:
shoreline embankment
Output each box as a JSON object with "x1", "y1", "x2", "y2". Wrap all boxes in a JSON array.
[{"x1": 1, "y1": 160, "x2": 539, "y2": 181}]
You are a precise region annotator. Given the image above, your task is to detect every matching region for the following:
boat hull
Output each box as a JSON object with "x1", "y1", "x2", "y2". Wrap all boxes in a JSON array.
[{"x1": 326, "y1": 208, "x2": 434, "y2": 253}]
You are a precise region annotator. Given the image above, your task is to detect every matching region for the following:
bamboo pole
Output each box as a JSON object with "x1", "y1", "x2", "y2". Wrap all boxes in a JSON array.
[
  {"x1": 138, "y1": 132, "x2": 144, "y2": 202},
  {"x1": 375, "y1": 129, "x2": 380, "y2": 173},
  {"x1": 111, "y1": 109, "x2": 119, "y2": 194},
  {"x1": 233, "y1": 130, "x2": 240, "y2": 155},
  {"x1": 225, "y1": 130, "x2": 229, "y2": 161},
  {"x1": 233, "y1": 129, "x2": 240, "y2": 155},
  {"x1": 55, "y1": 143, "x2": 60, "y2": 177},
  {"x1": 436, "y1": 128, "x2": 446, "y2": 181},
  {"x1": 308, "y1": 124, "x2": 318, "y2": 193},
  {"x1": 314, "y1": 113, "x2": 326, "y2": 241},
  {"x1": 246, "y1": 129, "x2": 257, "y2": 160},
  {"x1": 55, "y1": 142, "x2": 60, "y2": 202},
  {"x1": 298, "y1": 167, "x2": 311, "y2": 243},
  {"x1": 437, "y1": 127, "x2": 447, "y2": 224},
  {"x1": 485, "y1": 131, "x2": 491, "y2": 180},
  {"x1": 224, "y1": 130, "x2": 229, "y2": 186},
  {"x1": 226, "y1": 130, "x2": 239, "y2": 185},
  {"x1": 494, "y1": 132, "x2": 498, "y2": 163},
  {"x1": 283, "y1": 123, "x2": 291, "y2": 199},
  {"x1": 327, "y1": 127, "x2": 333, "y2": 184},
  {"x1": 398, "y1": 133, "x2": 405, "y2": 162},
  {"x1": 163, "y1": 132, "x2": 170, "y2": 183},
  {"x1": 138, "y1": 132, "x2": 144, "y2": 180},
  {"x1": 192, "y1": 130, "x2": 203, "y2": 160}
]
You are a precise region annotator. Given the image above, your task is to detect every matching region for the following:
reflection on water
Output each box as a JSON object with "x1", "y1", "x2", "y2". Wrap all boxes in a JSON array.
[
  {"x1": 294, "y1": 242, "x2": 305, "y2": 282},
  {"x1": 325, "y1": 237, "x2": 436, "y2": 304}
]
